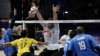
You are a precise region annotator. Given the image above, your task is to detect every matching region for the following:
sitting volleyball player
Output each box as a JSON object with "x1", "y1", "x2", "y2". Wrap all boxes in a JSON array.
[
  {"x1": 0, "y1": 30, "x2": 48, "y2": 56},
  {"x1": 63, "y1": 30, "x2": 77, "y2": 56},
  {"x1": 35, "y1": 4, "x2": 61, "y2": 56},
  {"x1": 67, "y1": 26, "x2": 100, "y2": 56},
  {"x1": 59, "y1": 29, "x2": 72, "y2": 47},
  {"x1": 59, "y1": 29, "x2": 72, "y2": 44},
  {"x1": 58, "y1": 29, "x2": 72, "y2": 55},
  {"x1": 0, "y1": 8, "x2": 17, "y2": 56}
]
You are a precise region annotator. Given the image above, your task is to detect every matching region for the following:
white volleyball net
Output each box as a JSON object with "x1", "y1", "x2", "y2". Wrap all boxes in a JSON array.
[{"x1": 8, "y1": 20, "x2": 100, "y2": 44}]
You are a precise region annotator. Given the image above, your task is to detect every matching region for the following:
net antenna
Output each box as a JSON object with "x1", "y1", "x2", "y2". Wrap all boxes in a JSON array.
[{"x1": 22, "y1": 21, "x2": 26, "y2": 30}]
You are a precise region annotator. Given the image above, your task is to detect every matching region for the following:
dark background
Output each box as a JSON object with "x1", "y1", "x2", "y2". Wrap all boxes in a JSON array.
[{"x1": 0, "y1": 0, "x2": 100, "y2": 20}]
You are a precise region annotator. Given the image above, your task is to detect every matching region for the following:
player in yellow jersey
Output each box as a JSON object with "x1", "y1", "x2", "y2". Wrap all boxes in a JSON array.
[{"x1": 0, "y1": 30, "x2": 48, "y2": 56}]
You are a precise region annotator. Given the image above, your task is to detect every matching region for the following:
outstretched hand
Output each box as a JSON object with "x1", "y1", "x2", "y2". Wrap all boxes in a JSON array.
[
  {"x1": 28, "y1": 6, "x2": 39, "y2": 18},
  {"x1": 30, "y1": 6, "x2": 38, "y2": 14},
  {"x1": 14, "y1": 8, "x2": 17, "y2": 16},
  {"x1": 52, "y1": 5, "x2": 60, "y2": 12}
]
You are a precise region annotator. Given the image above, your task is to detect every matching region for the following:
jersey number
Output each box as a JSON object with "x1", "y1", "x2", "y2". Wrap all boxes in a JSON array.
[
  {"x1": 21, "y1": 42, "x2": 26, "y2": 49},
  {"x1": 64, "y1": 44, "x2": 68, "y2": 51},
  {"x1": 78, "y1": 41, "x2": 86, "y2": 50},
  {"x1": 48, "y1": 33, "x2": 51, "y2": 37}
]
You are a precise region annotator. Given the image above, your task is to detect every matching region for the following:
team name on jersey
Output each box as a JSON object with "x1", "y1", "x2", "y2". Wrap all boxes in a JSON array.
[{"x1": 77, "y1": 37, "x2": 85, "y2": 40}]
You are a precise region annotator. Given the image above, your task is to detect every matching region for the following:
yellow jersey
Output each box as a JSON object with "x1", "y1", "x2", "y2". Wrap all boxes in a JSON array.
[{"x1": 11, "y1": 37, "x2": 38, "y2": 56}]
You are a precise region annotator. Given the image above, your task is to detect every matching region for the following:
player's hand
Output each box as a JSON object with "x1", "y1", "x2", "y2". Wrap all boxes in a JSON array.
[
  {"x1": 52, "y1": 5, "x2": 60, "y2": 12},
  {"x1": 28, "y1": 6, "x2": 39, "y2": 19},
  {"x1": 30, "y1": 6, "x2": 38, "y2": 14},
  {"x1": 58, "y1": 39, "x2": 66, "y2": 44},
  {"x1": 44, "y1": 42, "x2": 49, "y2": 45},
  {"x1": 14, "y1": 8, "x2": 17, "y2": 16}
]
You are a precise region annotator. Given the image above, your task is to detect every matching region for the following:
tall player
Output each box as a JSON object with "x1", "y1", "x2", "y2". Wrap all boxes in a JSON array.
[
  {"x1": 35, "y1": 5, "x2": 60, "y2": 56},
  {"x1": 67, "y1": 26, "x2": 100, "y2": 56}
]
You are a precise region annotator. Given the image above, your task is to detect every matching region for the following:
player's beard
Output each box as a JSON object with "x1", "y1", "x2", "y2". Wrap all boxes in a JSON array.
[{"x1": 48, "y1": 23, "x2": 54, "y2": 29}]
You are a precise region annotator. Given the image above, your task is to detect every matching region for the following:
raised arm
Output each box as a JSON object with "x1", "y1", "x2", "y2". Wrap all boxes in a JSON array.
[
  {"x1": 36, "y1": 8, "x2": 48, "y2": 27},
  {"x1": 3, "y1": 8, "x2": 17, "y2": 39},
  {"x1": 36, "y1": 9, "x2": 44, "y2": 20},
  {"x1": 9, "y1": 8, "x2": 17, "y2": 29},
  {"x1": 30, "y1": 1, "x2": 44, "y2": 20},
  {"x1": 52, "y1": 5, "x2": 60, "y2": 20}
]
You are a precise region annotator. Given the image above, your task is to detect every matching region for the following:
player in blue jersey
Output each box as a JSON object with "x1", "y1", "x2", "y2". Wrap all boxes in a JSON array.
[
  {"x1": 63, "y1": 30, "x2": 77, "y2": 56},
  {"x1": 67, "y1": 26, "x2": 100, "y2": 56},
  {"x1": 0, "y1": 8, "x2": 17, "y2": 56}
]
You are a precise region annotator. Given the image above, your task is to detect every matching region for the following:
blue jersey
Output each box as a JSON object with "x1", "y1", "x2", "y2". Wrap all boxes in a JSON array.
[
  {"x1": 0, "y1": 28, "x2": 14, "y2": 56},
  {"x1": 64, "y1": 39, "x2": 77, "y2": 56},
  {"x1": 63, "y1": 39, "x2": 70, "y2": 56},
  {"x1": 68, "y1": 34, "x2": 98, "y2": 56}
]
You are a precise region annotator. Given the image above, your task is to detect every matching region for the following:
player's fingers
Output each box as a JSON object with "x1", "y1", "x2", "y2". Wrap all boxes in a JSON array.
[
  {"x1": 52, "y1": 5, "x2": 54, "y2": 7},
  {"x1": 56, "y1": 5, "x2": 60, "y2": 9}
]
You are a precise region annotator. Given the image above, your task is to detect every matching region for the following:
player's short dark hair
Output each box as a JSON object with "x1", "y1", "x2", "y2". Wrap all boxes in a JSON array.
[
  {"x1": 70, "y1": 30, "x2": 76, "y2": 38},
  {"x1": 21, "y1": 30, "x2": 27, "y2": 37},
  {"x1": 76, "y1": 26, "x2": 84, "y2": 34}
]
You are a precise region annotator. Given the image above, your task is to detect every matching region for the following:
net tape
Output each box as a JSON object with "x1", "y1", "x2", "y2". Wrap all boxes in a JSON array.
[{"x1": 9, "y1": 20, "x2": 100, "y2": 23}]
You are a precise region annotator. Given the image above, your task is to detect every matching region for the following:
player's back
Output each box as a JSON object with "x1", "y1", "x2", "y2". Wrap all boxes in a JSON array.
[
  {"x1": 71, "y1": 34, "x2": 98, "y2": 56},
  {"x1": 11, "y1": 37, "x2": 37, "y2": 56},
  {"x1": 17, "y1": 38, "x2": 33, "y2": 50},
  {"x1": 64, "y1": 39, "x2": 77, "y2": 56}
]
